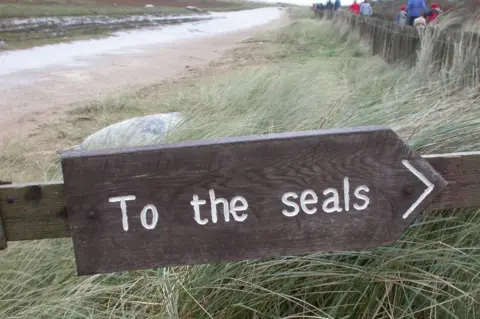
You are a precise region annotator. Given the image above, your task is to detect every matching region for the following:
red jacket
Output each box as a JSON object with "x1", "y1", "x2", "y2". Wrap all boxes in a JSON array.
[
  {"x1": 427, "y1": 8, "x2": 441, "y2": 23},
  {"x1": 349, "y1": 2, "x2": 360, "y2": 15},
  {"x1": 427, "y1": 3, "x2": 442, "y2": 23}
]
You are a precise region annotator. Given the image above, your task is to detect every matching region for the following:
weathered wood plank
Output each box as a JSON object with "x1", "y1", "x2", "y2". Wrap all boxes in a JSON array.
[
  {"x1": 0, "y1": 152, "x2": 480, "y2": 244},
  {"x1": 0, "y1": 182, "x2": 68, "y2": 241},
  {"x1": 0, "y1": 215, "x2": 6, "y2": 250},
  {"x1": 61, "y1": 126, "x2": 447, "y2": 275},
  {"x1": 423, "y1": 152, "x2": 480, "y2": 210},
  {"x1": 0, "y1": 181, "x2": 9, "y2": 249}
]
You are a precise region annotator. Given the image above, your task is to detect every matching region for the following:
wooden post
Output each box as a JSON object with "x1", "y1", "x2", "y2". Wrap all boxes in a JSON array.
[
  {"x1": 0, "y1": 181, "x2": 10, "y2": 250},
  {"x1": 409, "y1": 27, "x2": 420, "y2": 66},
  {"x1": 445, "y1": 29, "x2": 455, "y2": 70},
  {"x1": 360, "y1": 17, "x2": 367, "y2": 40},
  {"x1": 372, "y1": 20, "x2": 379, "y2": 56},
  {"x1": 385, "y1": 23, "x2": 393, "y2": 62},
  {"x1": 404, "y1": 26, "x2": 412, "y2": 61},
  {"x1": 392, "y1": 24, "x2": 401, "y2": 62},
  {"x1": 381, "y1": 21, "x2": 388, "y2": 61},
  {"x1": 436, "y1": 28, "x2": 447, "y2": 70}
]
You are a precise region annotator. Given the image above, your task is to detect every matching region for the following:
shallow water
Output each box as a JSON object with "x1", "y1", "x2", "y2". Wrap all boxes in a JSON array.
[
  {"x1": 0, "y1": 7, "x2": 283, "y2": 76},
  {"x1": 1, "y1": 13, "x2": 211, "y2": 29}
]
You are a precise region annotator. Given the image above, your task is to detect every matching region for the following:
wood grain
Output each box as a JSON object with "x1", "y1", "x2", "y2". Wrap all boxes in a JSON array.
[
  {"x1": 60, "y1": 126, "x2": 446, "y2": 275},
  {"x1": 0, "y1": 181, "x2": 8, "y2": 249},
  {"x1": 424, "y1": 152, "x2": 480, "y2": 210},
  {"x1": 0, "y1": 152, "x2": 479, "y2": 245},
  {"x1": 0, "y1": 182, "x2": 68, "y2": 241}
]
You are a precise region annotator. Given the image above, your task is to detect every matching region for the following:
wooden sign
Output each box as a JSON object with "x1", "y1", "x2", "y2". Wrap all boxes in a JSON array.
[{"x1": 61, "y1": 126, "x2": 447, "y2": 275}]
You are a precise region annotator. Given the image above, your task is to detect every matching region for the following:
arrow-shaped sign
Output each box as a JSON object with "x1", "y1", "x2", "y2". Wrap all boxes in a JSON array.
[
  {"x1": 402, "y1": 160, "x2": 435, "y2": 219},
  {"x1": 61, "y1": 125, "x2": 447, "y2": 275}
]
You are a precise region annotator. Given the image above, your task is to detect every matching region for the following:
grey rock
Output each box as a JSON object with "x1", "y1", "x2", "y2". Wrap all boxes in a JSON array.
[{"x1": 80, "y1": 112, "x2": 185, "y2": 151}]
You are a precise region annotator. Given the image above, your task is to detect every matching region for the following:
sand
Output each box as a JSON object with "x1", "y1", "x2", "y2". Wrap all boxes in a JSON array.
[{"x1": 0, "y1": 9, "x2": 287, "y2": 141}]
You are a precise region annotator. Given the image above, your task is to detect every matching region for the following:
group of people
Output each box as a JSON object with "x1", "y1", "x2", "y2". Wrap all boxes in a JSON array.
[
  {"x1": 313, "y1": 0, "x2": 443, "y2": 30},
  {"x1": 392, "y1": 1, "x2": 443, "y2": 29},
  {"x1": 348, "y1": 0, "x2": 373, "y2": 16},
  {"x1": 312, "y1": 0, "x2": 342, "y2": 12},
  {"x1": 313, "y1": 0, "x2": 373, "y2": 16},
  {"x1": 351, "y1": 0, "x2": 443, "y2": 29},
  {"x1": 348, "y1": 0, "x2": 442, "y2": 27}
]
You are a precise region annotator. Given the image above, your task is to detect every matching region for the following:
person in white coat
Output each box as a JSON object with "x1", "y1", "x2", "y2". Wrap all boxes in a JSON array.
[{"x1": 359, "y1": 0, "x2": 373, "y2": 16}]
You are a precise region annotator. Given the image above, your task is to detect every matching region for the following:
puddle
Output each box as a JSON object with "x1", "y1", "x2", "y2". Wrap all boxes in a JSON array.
[{"x1": 0, "y1": 7, "x2": 283, "y2": 76}]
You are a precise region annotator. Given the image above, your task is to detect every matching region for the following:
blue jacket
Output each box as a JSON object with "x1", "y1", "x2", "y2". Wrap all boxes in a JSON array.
[
  {"x1": 334, "y1": 0, "x2": 341, "y2": 10},
  {"x1": 407, "y1": 0, "x2": 428, "y2": 17}
]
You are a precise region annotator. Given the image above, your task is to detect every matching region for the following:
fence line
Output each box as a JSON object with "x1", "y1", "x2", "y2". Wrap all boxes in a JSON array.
[
  {"x1": 1, "y1": 152, "x2": 480, "y2": 246},
  {"x1": 316, "y1": 11, "x2": 480, "y2": 77}
]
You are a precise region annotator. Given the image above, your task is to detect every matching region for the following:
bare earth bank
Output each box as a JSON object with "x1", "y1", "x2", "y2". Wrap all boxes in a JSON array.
[{"x1": 0, "y1": 13, "x2": 287, "y2": 142}]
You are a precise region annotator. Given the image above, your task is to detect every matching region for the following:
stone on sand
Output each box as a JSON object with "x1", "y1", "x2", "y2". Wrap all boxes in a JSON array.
[{"x1": 80, "y1": 112, "x2": 185, "y2": 151}]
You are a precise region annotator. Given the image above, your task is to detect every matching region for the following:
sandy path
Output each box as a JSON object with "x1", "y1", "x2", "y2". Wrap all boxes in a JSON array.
[{"x1": 0, "y1": 13, "x2": 286, "y2": 141}]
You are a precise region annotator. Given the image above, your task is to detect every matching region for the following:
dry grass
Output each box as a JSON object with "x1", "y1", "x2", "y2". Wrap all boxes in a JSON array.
[{"x1": 1, "y1": 7, "x2": 480, "y2": 318}]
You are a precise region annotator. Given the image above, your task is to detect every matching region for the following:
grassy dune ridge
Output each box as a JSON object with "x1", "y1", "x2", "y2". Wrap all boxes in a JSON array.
[
  {"x1": 0, "y1": 0, "x2": 269, "y2": 18},
  {"x1": 1, "y1": 7, "x2": 480, "y2": 318}
]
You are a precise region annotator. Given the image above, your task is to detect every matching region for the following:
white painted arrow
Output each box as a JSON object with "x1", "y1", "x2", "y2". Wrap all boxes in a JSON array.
[{"x1": 402, "y1": 160, "x2": 435, "y2": 219}]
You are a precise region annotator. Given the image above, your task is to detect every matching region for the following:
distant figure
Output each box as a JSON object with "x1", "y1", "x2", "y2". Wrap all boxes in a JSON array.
[
  {"x1": 407, "y1": 0, "x2": 428, "y2": 26},
  {"x1": 426, "y1": 2, "x2": 443, "y2": 24},
  {"x1": 314, "y1": 2, "x2": 325, "y2": 10},
  {"x1": 360, "y1": 0, "x2": 373, "y2": 16},
  {"x1": 349, "y1": 0, "x2": 361, "y2": 15},
  {"x1": 334, "y1": 0, "x2": 341, "y2": 11},
  {"x1": 313, "y1": 2, "x2": 325, "y2": 16},
  {"x1": 326, "y1": 0, "x2": 334, "y2": 11},
  {"x1": 393, "y1": 5, "x2": 408, "y2": 24}
]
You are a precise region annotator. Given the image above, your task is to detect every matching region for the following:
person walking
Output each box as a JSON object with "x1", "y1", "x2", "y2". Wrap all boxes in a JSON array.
[
  {"x1": 326, "y1": 0, "x2": 334, "y2": 11},
  {"x1": 426, "y1": 2, "x2": 443, "y2": 24},
  {"x1": 349, "y1": 0, "x2": 361, "y2": 15},
  {"x1": 407, "y1": 0, "x2": 428, "y2": 26},
  {"x1": 360, "y1": 0, "x2": 373, "y2": 16},
  {"x1": 393, "y1": 5, "x2": 408, "y2": 24},
  {"x1": 334, "y1": 0, "x2": 341, "y2": 11}
]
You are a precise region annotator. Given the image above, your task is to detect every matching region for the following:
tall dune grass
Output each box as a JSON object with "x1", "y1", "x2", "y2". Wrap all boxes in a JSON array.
[{"x1": 1, "y1": 9, "x2": 480, "y2": 318}]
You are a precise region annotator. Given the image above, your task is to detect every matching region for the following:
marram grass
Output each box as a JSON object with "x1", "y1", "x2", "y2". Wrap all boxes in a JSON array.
[{"x1": 1, "y1": 11, "x2": 480, "y2": 318}]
